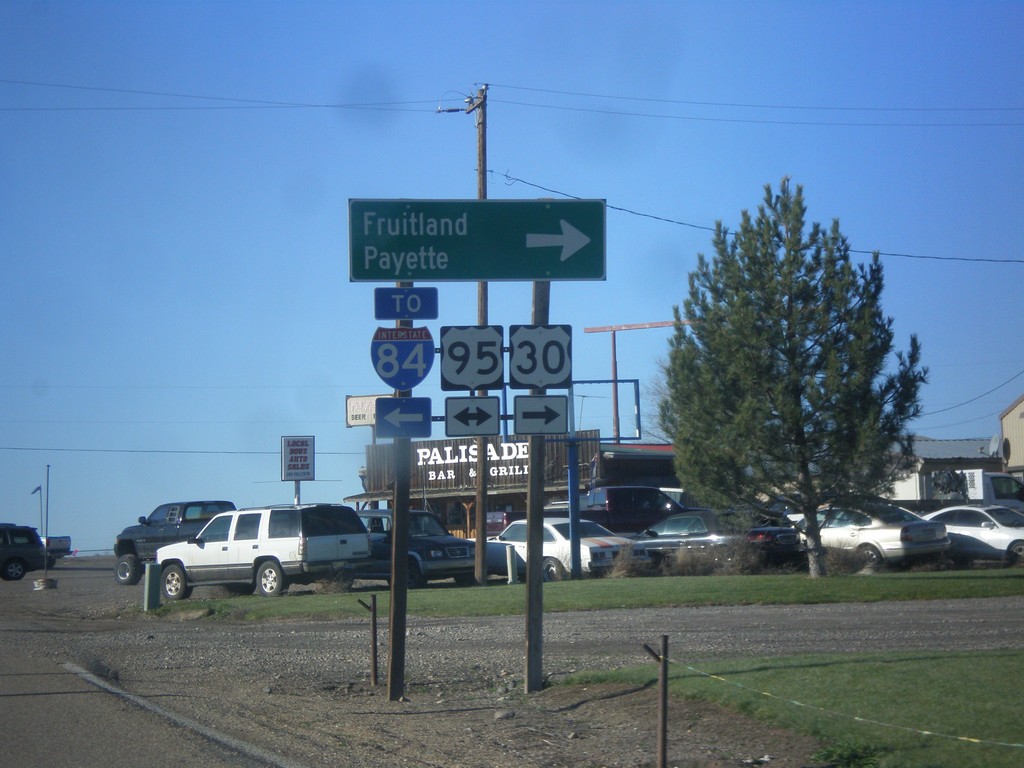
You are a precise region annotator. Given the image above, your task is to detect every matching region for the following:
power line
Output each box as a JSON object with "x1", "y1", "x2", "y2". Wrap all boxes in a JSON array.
[
  {"x1": 0, "y1": 78, "x2": 438, "y2": 112},
  {"x1": 491, "y1": 97, "x2": 1024, "y2": 128},
  {"x1": 921, "y1": 366, "x2": 1024, "y2": 417},
  {"x1": 493, "y1": 171, "x2": 1024, "y2": 264},
  {"x1": 0, "y1": 446, "x2": 363, "y2": 456},
  {"x1": 486, "y1": 82, "x2": 1024, "y2": 114}
]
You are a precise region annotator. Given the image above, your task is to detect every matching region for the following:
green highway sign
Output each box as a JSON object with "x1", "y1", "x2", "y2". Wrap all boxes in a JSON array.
[{"x1": 349, "y1": 199, "x2": 606, "y2": 282}]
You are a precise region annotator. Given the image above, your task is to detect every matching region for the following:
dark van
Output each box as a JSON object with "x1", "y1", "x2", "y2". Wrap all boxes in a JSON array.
[{"x1": 581, "y1": 486, "x2": 686, "y2": 534}]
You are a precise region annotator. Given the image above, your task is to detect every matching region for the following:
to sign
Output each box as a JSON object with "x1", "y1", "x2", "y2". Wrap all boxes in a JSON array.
[
  {"x1": 440, "y1": 325, "x2": 504, "y2": 391},
  {"x1": 370, "y1": 326, "x2": 435, "y2": 391},
  {"x1": 508, "y1": 324, "x2": 572, "y2": 389},
  {"x1": 374, "y1": 286, "x2": 438, "y2": 320}
]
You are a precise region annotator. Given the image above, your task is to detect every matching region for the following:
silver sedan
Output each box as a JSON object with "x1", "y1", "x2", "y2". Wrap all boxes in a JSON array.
[{"x1": 924, "y1": 505, "x2": 1024, "y2": 564}]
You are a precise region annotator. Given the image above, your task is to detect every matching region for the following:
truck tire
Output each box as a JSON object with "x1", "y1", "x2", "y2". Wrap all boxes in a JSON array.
[
  {"x1": 257, "y1": 561, "x2": 286, "y2": 597},
  {"x1": 161, "y1": 564, "x2": 192, "y2": 601},
  {"x1": 115, "y1": 553, "x2": 143, "y2": 586},
  {"x1": 1007, "y1": 541, "x2": 1024, "y2": 566},
  {"x1": 407, "y1": 559, "x2": 427, "y2": 589},
  {"x1": 1, "y1": 558, "x2": 27, "y2": 581}
]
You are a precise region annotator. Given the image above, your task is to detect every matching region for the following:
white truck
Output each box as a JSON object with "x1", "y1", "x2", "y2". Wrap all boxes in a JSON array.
[
  {"x1": 42, "y1": 535, "x2": 73, "y2": 567},
  {"x1": 889, "y1": 469, "x2": 1024, "y2": 513}
]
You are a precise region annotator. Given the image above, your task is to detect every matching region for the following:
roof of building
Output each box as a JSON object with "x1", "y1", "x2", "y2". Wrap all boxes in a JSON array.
[{"x1": 912, "y1": 436, "x2": 997, "y2": 461}]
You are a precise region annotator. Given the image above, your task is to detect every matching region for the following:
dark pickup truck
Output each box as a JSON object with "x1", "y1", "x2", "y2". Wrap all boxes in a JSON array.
[{"x1": 113, "y1": 500, "x2": 235, "y2": 585}]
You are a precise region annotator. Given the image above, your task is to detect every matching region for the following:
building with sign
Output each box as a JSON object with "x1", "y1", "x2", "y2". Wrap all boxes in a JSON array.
[
  {"x1": 345, "y1": 430, "x2": 598, "y2": 537},
  {"x1": 344, "y1": 430, "x2": 691, "y2": 538}
]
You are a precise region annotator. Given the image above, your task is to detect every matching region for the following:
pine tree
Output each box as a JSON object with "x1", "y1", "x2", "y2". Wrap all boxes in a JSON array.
[{"x1": 659, "y1": 181, "x2": 926, "y2": 577}]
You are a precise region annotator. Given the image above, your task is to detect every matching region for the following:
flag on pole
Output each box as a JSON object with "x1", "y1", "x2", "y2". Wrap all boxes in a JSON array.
[{"x1": 31, "y1": 486, "x2": 42, "y2": 495}]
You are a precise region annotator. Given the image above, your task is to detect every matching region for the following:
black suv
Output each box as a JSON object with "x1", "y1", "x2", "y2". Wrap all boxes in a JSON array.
[
  {"x1": 114, "y1": 500, "x2": 236, "y2": 585},
  {"x1": 1, "y1": 524, "x2": 47, "y2": 581},
  {"x1": 355, "y1": 509, "x2": 475, "y2": 588}
]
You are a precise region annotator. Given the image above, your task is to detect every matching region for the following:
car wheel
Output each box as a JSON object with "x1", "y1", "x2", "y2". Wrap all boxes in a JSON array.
[
  {"x1": 407, "y1": 559, "x2": 427, "y2": 589},
  {"x1": 257, "y1": 561, "x2": 286, "y2": 597},
  {"x1": 1, "y1": 558, "x2": 27, "y2": 581},
  {"x1": 542, "y1": 557, "x2": 566, "y2": 581},
  {"x1": 1007, "y1": 541, "x2": 1024, "y2": 566},
  {"x1": 857, "y1": 544, "x2": 882, "y2": 568},
  {"x1": 454, "y1": 572, "x2": 476, "y2": 587},
  {"x1": 161, "y1": 564, "x2": 192, "y2": 601},
  {"x1": 115, "y1": 553, "x2": 142, "y2": 586}
]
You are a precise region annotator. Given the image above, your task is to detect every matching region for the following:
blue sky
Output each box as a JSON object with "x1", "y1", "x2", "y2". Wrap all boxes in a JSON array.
[{"x1": 2, "y1": 1, "x2": 1022, "y2": 554}]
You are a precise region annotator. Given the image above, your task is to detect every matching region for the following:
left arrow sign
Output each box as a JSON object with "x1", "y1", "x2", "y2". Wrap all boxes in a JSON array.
[{"x1": 375, "y1": 397, "x2": 432, "y2": 438}]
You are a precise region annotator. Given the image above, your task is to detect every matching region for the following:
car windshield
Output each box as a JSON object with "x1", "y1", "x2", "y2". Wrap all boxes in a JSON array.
[
  {"x1": 989, "y1": 507, "x2": 1024, "y2": 527},
  {"x1": 552, "y1": 521, "x2": 615, "y2": 538},
  {"x1": 410, "y1": 513, "x2": 447, "y2": 537}
]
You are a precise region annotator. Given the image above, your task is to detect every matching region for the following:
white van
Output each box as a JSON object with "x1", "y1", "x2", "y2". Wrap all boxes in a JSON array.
[{"x1": 155, "y1": 503, "x2": 370, "y2": 600}]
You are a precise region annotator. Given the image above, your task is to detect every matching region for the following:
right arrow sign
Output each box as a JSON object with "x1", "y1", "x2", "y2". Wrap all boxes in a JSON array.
[
  {"x1": 513, "y1": 395, "x2": 568, "y2": 435},
  {"x1": 350, "y1": 199, "x2": 605, "y2": 282}
]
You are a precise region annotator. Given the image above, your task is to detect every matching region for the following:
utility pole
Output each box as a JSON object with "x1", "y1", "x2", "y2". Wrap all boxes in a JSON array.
[
  {"x1": 464, "y1": 85, "x2": 490, "y2": 584},
  {"x1": 583, "y1": 321, "x2": 685, "y2": 441}
]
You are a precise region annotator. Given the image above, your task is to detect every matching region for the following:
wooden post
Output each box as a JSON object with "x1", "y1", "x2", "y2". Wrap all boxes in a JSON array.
[{"x1": 525, "y1": 280, "x2": 550, "y2": 692}]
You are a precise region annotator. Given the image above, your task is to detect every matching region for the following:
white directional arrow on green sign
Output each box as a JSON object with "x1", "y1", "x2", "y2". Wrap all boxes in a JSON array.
[{"x1": 349, "y1": 199, "x2": 606, "y2": 282}]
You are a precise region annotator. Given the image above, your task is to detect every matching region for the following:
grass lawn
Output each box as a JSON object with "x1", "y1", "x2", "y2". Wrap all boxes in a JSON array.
[{"x1": 567, "y1": 649, "x2": 1024, "y2": 768}]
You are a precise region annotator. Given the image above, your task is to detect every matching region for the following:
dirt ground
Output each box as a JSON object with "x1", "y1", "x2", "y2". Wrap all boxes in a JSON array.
[{"x1": 2, "y1": 560, "x2": 828, "y2": 767}]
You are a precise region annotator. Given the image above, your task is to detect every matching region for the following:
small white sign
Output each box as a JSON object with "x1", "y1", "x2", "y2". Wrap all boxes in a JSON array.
[
  {"x1": 281, "y1": 436, "x2": 315, "y2": 481},
  {"x1": 346, "y1": 394, "x2": 390, "y2": 428}
]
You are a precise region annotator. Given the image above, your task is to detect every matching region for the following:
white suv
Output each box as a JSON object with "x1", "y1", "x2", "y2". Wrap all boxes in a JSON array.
[{"x1": 155, "y1": 503, "x2": 370, "y2": 600}]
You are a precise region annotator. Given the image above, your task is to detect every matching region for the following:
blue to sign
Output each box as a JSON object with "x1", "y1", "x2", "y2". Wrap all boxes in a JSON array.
[
  {"x1": 374, "y1": 286, "x2": 438, "y2": 320},
  {"x1": 375, "y1": 397, "x2": 432, "y2": 438},
  {"x1": 370, "y1": 326, "x2": 435, "y2": 390}
]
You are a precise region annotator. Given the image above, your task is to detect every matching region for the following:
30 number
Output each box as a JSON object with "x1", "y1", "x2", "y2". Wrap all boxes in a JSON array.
[{"x1": 511, "y1": 339, "x2": 566, "y2": 378}]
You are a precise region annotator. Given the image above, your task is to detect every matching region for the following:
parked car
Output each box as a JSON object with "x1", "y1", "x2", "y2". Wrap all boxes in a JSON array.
[
  {"x1": 155, "y1": 503, "x2": 370, "y2": 600},
  {"x1": 816, "y1": 501, "x2": 949, "y2": 566},
  {"x1": 486, "y1": 517, "x2": 649, "y2": 580},
  {"x1": 354, "y1": 509, "x2": 475, "y2": 588},
  {"x1": 0, "y1": 524, "x2": 47, "y2": 581},
  {"x1": 579, "y1": 486, "x2": 689, "y2": 535},
  {"x1": 923, "y1": 505, "x2": 1024, "y2": 564},
  {"x1": 631, "y1": 509, "x2": 805, "y2": 566},
  {"x1": 115, "y1": 500, "x2": 236, "y2": 585},
  {"x1": 630, "y1": 509, "x2": 734, "y2": 564}
]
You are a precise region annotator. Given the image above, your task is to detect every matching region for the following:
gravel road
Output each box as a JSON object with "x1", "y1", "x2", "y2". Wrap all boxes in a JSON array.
[{"x1": 3, "y1": 557, "x2": 1023, "y2": 768}]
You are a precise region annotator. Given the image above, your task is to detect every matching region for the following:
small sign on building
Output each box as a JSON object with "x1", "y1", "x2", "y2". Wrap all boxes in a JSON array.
[
  {"x1": 347, "y1": 394, "x2": 390, "y2": 428},
  {"x1": 281, "y1": 436, "x2": 315, "y2": 481}
]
